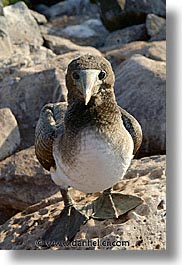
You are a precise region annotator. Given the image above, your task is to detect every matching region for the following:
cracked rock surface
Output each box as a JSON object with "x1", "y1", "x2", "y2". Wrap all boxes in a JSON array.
[{"x1": 0, "y1": 155, "x2": 166, "y2": 250}]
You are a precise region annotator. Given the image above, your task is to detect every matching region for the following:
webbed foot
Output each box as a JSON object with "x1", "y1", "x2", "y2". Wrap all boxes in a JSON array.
[{"x1": 90, "y1": 188, "x2": 143, "y2": 220}]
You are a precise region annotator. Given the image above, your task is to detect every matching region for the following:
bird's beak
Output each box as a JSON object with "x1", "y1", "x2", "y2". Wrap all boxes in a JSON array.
[{"x1": 79, "y1": 69, "x2": 100, "y2": 105}]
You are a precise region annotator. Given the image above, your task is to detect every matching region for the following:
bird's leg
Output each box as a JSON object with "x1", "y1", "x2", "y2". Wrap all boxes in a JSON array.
[
  {"x1": 90, "y1": 187, "x2": 143, "y2": 220},
  {"x1": 102, "y1": 187, "x2": 119, "y2": 218},
  {"x1": 41, "y1": 187, "x2": 88, "y2": 247},
  {"x1": 60, "y1": 187, "x2": 73, "y2": 209}
]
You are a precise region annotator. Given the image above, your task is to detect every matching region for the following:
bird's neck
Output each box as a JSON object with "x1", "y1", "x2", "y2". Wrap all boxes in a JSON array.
[{"x1": 65, "y1": 91, "x2": 120, "y2": 131}]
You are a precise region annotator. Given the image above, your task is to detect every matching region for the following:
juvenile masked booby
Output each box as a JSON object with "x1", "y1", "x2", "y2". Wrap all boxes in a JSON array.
[{"x1": 35, "y1": 54, "x2": 142, "y2": 243}]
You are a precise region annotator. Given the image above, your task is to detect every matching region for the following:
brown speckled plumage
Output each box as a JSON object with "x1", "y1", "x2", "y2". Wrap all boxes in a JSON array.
[
  {"x1": 35, "y1": 54, "x2": 142, "y2": 177},
  {"x1": 35, "y1": 102, "x2": 67, "y2": 170},
  {"x1": 119, "y1": 107, "x2": 142, "y2": 155},
  {"x1": 66, "y1": 55, "x2": 115, "y2": 105}
]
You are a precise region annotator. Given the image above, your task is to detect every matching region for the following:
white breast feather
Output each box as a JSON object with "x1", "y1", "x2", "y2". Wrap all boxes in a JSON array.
[{"x1": 51, "y1": 129, "x2": 133, "y2": 193}]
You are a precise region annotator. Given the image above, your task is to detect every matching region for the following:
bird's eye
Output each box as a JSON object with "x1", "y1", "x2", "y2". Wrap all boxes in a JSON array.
[
  {"x1": 72, "y1": 72, "x2": 80, "y2": 80},
  {"x1": 98, "y1": 71, "x2": 106, "y2": 80}
]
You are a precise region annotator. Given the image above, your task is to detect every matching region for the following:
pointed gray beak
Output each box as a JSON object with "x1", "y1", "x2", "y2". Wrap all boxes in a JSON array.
[{"x1": 79, "y1": 69, "x2": 101, "y2": 105}]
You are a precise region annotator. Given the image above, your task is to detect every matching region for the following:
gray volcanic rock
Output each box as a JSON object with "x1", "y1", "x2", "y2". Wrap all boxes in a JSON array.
[
  {"x1": 38, "y1": 0, "x2": 99, "y2": 20},
  {"x1": 0, "y1": 207, "x2": 18, "y2": 226},
  {"x1": 103, "y1": 24, "x2": 147, "y2": 49},
  {"x1": 146, "y1": 13, "x2": 166, "y2": 40},
  {"x1": 0, "y1": 146, "x2": 58, "y2": 211},
  {"x1": 0, "y1": 29, "x2": 13, "y2": 59},
  {"x1": 40, "y1": 6, "x2": 108, "y2": 47},
  {"x1": 43, "y1": 34, "x2": 104, "y2": 55},
  {"x1": 0, "y1": 64, "x2": 62, "y2": 149},
  {"x1": 2, "y1": 2, "x2": 43, "y2": 47},
  {"x1": 105, "y1": 40, "x2": 166, "y2": 68},
  {"x1": 62, "y1": 24, "x2": 99, "y2": 47},
  {"x1": 115, "y1": 55, "x2": 166, "y2": 157},
  {"x1": 45, "y1": 18, "x2": 108, "y2": 48},
  {"x1": 95, "y1": 0, "x2": 166, "y2": 31},
  {"x1": 0, "y1": 108, "x2": 20, "y2": 161},
  {"x1": 0, "y1": 44, "x2": 56, "y2": 73},
  {"x1": 0, "y1": 155, "x2": 166, "y2": 250},
  {"x1": 30, "y1": 9, "x2": 47, "y2": 25}
]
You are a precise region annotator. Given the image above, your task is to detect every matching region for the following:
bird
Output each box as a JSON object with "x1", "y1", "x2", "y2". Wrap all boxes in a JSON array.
[{"x1": 35, "y1": 54, "x2": 142, "y2": 244}]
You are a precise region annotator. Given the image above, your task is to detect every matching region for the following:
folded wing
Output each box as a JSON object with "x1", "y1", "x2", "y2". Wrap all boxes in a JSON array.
[
  {"x1": 119, "y1": 107, "x2": 142, "y2": 155},
  {"x1": 35, "y1": 102, "x2": 67, "y2": 170}
]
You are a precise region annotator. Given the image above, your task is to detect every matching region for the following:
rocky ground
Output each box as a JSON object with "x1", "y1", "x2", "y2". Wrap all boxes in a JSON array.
[
  {"x1": 0, "y1": 0, "x2": 166, "y2": 250},
  {"x1": 0, "y1": 153, "x2": 166, "y2": 250}
]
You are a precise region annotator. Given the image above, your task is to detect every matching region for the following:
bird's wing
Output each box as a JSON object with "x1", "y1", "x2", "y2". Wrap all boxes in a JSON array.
[
  {"x1": 35, "y1": 102, "x2": 67, "y2": 171},
  {"x1": 119, "y1": 107, "x2": 142, "y2": 155}
]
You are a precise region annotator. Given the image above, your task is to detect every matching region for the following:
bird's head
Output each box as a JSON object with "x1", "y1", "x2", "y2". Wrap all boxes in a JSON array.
[{"x1": 66, "y1": 54, "x2": 115, "y2": 105}]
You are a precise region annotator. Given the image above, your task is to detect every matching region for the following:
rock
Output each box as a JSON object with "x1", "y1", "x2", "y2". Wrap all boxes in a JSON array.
[
  {"x1": 0, "y1": 5, "x2": 50, "y2": 62},
  {"x1": 0, "y1": 146, "x2": 59, "y2": 211},
  {"x1": 29, "y1": 45, "x2": 56, "y2": 64},
  {"x1": 103, "y1": 24, "x2": 147, "y2": 50},
  {"x1": 83, "y1": 18, "x2": 109, "y2": 35},
  {"x1": 42, "y1": 17, "x2": 108, "y2": 47},
  {"x1": 0, "y1": 155, "x2": 166, "y2": 250},
  {"x1": 124, "y1": 155, "x2": 166, "y2": 179},
  {"x1": 61, "y1": 19, "x2": 108, "y2": 47},
  {"x1": 0, "y1": 43, "x2": 56, "y2": 72},
  {"x1": 30, "y1": 9, "x2": 47, "y2": 25},
  {"x1": 39, "y1": 0, "x2": 98, "y2": 20},
  {"x1": 2, "y1": 2, "x2": 43, "y2": 47},
  {"x1": 105, "y1": 40, "x2": 166, "y2": 68},
  {"x1": 36, "y1": 1, "x2": 69, "y2": 18},
  {"x1": 0, "y1": 1, "x2": 3, "y2": 15},
  {"x1": 34, "y1": 4, "x2": 49, "y2": 16},
  {"x1": 43, "y1": 34, "x2": 103, "y2": 55},
  {"x1": 115, "y1": 55, "x2": 166, "y2": 157},
  {"x1": 31, "y1": 0, "x2": 62, "y2": 7},
  {"x1": 146, "y1": 14, "x2": 166, "y2": 40},
  {"x1": 146, "y1": 40, "x2": 166, "y2": 61},
  {"x1": 0, "y1": 29, "x2": 13, "y2": 59},
  {"x1": 95, "y1": 0, "x2": 166, "y2": 31},
  {"x1": 0, "y1": 41, "x2": 32, "y2": 69},
  {"x1": 0, "y1": 62, "x2": 63, "y2": 149},
  {"x1": 63, "y1": 24, "x2": 99, "y2": 46},
  {"x1": 0, "y1": 108, "x2": 20, "y2": 161},
  {"x1": 0, "y1": 207, "x2": 18, "y2": 226}
]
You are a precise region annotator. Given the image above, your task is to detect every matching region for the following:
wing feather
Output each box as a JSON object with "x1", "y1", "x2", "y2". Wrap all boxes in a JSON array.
[
  {"x1": 119, "y1": 107, "x2": 142, "y2": 155},
  {"x1": 35, "y1": 102, "x2": 67, "y2": 170}
]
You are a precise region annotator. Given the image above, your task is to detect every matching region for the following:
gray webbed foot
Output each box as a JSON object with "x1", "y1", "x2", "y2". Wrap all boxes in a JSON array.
[{"x1": 90, "y1": 187, "x2": 143, "y2": 220}]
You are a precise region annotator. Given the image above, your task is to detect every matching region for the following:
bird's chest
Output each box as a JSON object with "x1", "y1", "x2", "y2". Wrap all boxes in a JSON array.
[
  {"x1": 55, "y1": 128, "x2": 133, "y2": 193},
  {"x1": 75, "y1": 129, "x2": 119, "y2": 171}
]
